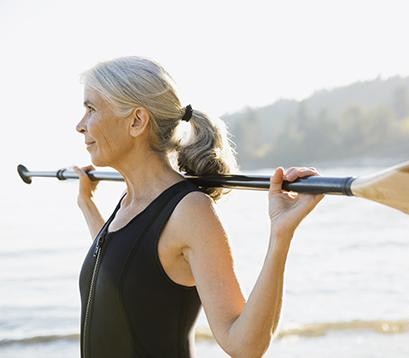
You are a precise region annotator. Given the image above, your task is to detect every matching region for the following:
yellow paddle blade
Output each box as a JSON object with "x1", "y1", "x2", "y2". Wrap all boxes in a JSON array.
[{"x1": 351, "y1": 160, "x2": 409, "y2": 215}]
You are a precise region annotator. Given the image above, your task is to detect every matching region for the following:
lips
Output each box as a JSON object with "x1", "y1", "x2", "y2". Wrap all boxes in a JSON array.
[{"x1": 86, "y1": 141, "x2": 96, "y2": 150}]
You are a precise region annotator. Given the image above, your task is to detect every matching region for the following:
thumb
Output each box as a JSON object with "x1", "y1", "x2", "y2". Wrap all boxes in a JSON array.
[{"x1": 269, "y1": 167, "x2": 284, "y2": 194}]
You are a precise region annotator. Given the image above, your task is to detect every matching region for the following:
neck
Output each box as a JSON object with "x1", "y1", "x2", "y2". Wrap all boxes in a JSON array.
[{"x1": 111, "y1": 149, "x2": 184, "y2": 208}]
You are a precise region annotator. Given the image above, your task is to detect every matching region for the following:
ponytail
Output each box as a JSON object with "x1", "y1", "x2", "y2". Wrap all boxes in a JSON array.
[{"x1": 177, "y1": 109, "x2": 239, "y2": 202}]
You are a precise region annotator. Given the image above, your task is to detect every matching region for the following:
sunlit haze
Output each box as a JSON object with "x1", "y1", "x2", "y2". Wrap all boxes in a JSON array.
[{"x1": 1, "y1": 0, "x2": 408, "y2": 174}]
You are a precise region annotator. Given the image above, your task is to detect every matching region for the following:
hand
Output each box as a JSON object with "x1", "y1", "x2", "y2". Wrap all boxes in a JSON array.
[
  {"x1": 72, "y1": 165, "x2": 99, "y2": 204},
  {"x1": 268, "y1": 166, "x2": 324, "y2": 239}
]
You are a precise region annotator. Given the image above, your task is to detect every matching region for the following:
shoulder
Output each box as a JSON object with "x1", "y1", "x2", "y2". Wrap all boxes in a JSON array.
[
  {"x1": 175, "y1": 189, "x2": 219, "y2": 223},
  {"x1": 169, "y1": 189, "x2": 228, "y2": 248},
  {"x1": 178, "y1": 189, "x2": 215, "y2": 212}
]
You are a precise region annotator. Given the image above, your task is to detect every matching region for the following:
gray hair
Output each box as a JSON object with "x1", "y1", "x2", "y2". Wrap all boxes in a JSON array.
[{"x1": 80, "y1": 56, "x2": 238, "y2": 202}]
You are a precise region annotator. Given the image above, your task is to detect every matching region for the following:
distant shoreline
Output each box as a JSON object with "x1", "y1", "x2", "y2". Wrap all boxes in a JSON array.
[{"x1": 239, "y1": 156, "x2": 408, "y2": 172}]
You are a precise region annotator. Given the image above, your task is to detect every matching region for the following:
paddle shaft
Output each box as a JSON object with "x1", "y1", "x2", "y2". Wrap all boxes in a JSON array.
[{"x1": 17, "y1": 165, "x2": 355, "y2": 195}]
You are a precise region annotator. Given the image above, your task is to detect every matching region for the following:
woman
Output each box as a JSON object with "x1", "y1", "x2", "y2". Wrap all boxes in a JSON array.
[{"x1": 74, "y1": 56, "x2": 324, "y2": 358}]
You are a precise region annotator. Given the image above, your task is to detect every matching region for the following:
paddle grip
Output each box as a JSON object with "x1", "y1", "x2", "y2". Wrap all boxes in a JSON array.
[{"x1": 283, "y1": 176, "x2": 355, "y2": 195}]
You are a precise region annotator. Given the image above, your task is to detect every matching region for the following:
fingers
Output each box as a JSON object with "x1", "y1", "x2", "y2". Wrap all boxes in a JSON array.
[
  {"x1": 270, "y1": 165, "x2": 323, "y2": 197},
  {"x1": 284, "y1": 166, "x2": 320, "y2": 182},
  {"x1": 73, "y1": 165, "x2": 95, "y2": 177},
  {"x1": 83, "y1": 165, "x2": 95, "y2": 171},
  {"x1": 74, "y1": 164, "x2": 95, "y2": 172},
  {"x1": 72, "y1": 166, "x2": 86, "y2": 178}
]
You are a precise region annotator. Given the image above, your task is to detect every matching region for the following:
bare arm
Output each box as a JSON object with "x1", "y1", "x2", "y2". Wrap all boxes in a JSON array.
[
  {"x1": 73, "y1": 165, "x2": 105, "y2": 240},
  {"x1": 177, "y1": 167, "x2": 324, "y2": 357},
  {"x1": 225, "y1": 232, "x2": 291, "y2": 356},
  {"x1": 77, "y1": 197, "x2": 105, "y2": 239}
]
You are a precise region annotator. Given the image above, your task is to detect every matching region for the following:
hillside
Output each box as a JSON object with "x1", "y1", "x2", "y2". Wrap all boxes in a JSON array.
[{"x1": 221, "y1": 76, "x2": 409, "y2": 169}]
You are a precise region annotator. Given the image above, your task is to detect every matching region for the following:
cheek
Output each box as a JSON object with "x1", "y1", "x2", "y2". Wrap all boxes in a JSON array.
[
  {"x1": 87, "y1": 116, "x2": 105, "y2": 139},
  {"x1": 87, "y1": 115, "x2": 98, "y2": 131},
  {"x1": 88, "y1": 114, "x2": 128, "y2": 153}
]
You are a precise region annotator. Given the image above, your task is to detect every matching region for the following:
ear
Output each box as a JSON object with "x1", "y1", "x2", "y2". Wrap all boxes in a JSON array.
[{"x1": 129, "y1": 107, "x2": 150, "y2": 137}]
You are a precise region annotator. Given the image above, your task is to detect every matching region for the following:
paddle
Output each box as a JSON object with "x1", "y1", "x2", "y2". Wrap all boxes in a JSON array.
[{"x1": 17, "y1": 161, "x2": 409, "y2": 215}]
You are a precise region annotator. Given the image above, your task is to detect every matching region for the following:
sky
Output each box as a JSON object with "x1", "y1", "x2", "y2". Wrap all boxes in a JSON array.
[{"x1": 1, "y1": 0, "x2": 408, "y2": 178}]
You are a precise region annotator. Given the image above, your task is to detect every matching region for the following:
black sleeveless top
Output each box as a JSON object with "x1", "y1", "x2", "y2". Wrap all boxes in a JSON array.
[{"x1": 79, "y1": 180, "x2": 203, "y2": 358}]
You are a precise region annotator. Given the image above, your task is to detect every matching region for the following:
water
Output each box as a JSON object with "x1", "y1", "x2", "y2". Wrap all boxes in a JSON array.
[{"x1": 1, "y1": 164, "x2": 408, "y2": 357}]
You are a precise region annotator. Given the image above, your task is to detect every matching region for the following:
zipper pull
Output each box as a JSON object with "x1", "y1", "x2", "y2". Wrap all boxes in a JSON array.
[{"x1": 93, "y1": 232, "x2": 107, "y2": 257}]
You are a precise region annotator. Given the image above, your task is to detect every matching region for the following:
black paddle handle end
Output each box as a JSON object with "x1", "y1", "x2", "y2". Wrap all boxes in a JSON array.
[
  {"x1": 282, "y1": 176, "x2": 356, "y2": 195},
  {"x1": 17, "y1": 164, "x2": 32, "y2": 184}
]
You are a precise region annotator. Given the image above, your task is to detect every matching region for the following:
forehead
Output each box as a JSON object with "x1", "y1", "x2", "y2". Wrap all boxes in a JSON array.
[{"x1": 83, "y1": 87, "x2": 109, "y2": 107}]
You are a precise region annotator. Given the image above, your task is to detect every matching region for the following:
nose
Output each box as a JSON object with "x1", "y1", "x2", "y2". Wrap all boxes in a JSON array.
[{"x1": 76, "y1": 115, "x2": 86, "y2": 134}]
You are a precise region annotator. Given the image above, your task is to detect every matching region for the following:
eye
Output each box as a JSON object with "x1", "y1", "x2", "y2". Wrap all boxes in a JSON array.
[{"x1": 87, "y1": 105, "x2": 95, "y2": 113}]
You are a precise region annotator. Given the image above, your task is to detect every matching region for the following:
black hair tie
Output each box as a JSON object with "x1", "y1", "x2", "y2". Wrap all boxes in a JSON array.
[{"x1": 181, "y1": 104, "x2": 193, "y2": 122}]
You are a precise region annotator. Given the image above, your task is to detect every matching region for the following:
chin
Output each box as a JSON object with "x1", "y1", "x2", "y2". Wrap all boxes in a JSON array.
[
  {"x1": 91, "y1": 159, "x2": 109, "y2": 167},
  {"x1": 89, "y1": 154, "x2": 109, "y2": 167}
]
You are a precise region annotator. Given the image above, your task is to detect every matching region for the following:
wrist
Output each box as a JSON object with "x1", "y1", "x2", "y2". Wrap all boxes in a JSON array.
[
  {"x1": 268, "y1": 231, "x2": 292, "y2": 253},
  {"x1": 269, "y1": 224, "x2": 294, "y2": 241},
  {"x1": 77, "y1": 196, "x2": 94, "y2": 209}
]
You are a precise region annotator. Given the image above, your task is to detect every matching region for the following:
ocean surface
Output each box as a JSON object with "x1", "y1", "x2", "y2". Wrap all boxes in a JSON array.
[{"x1": 1, "y1": 164, "x2": 408, "y2": 357}]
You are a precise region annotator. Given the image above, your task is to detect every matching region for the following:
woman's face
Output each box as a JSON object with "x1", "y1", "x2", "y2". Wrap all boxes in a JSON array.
[{"x1": 76, "y1": 87, "x2": 133, "y2": 167}]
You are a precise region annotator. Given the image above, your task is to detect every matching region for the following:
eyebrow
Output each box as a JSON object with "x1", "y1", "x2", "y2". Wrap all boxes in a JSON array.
[{"x1": 83, "y1": 100, "x2": 95, "y2": 107}]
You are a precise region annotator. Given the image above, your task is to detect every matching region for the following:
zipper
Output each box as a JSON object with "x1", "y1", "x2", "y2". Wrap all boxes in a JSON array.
[{"x1": 82, "y1": 231, "x2": 107, "y2": 358}]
